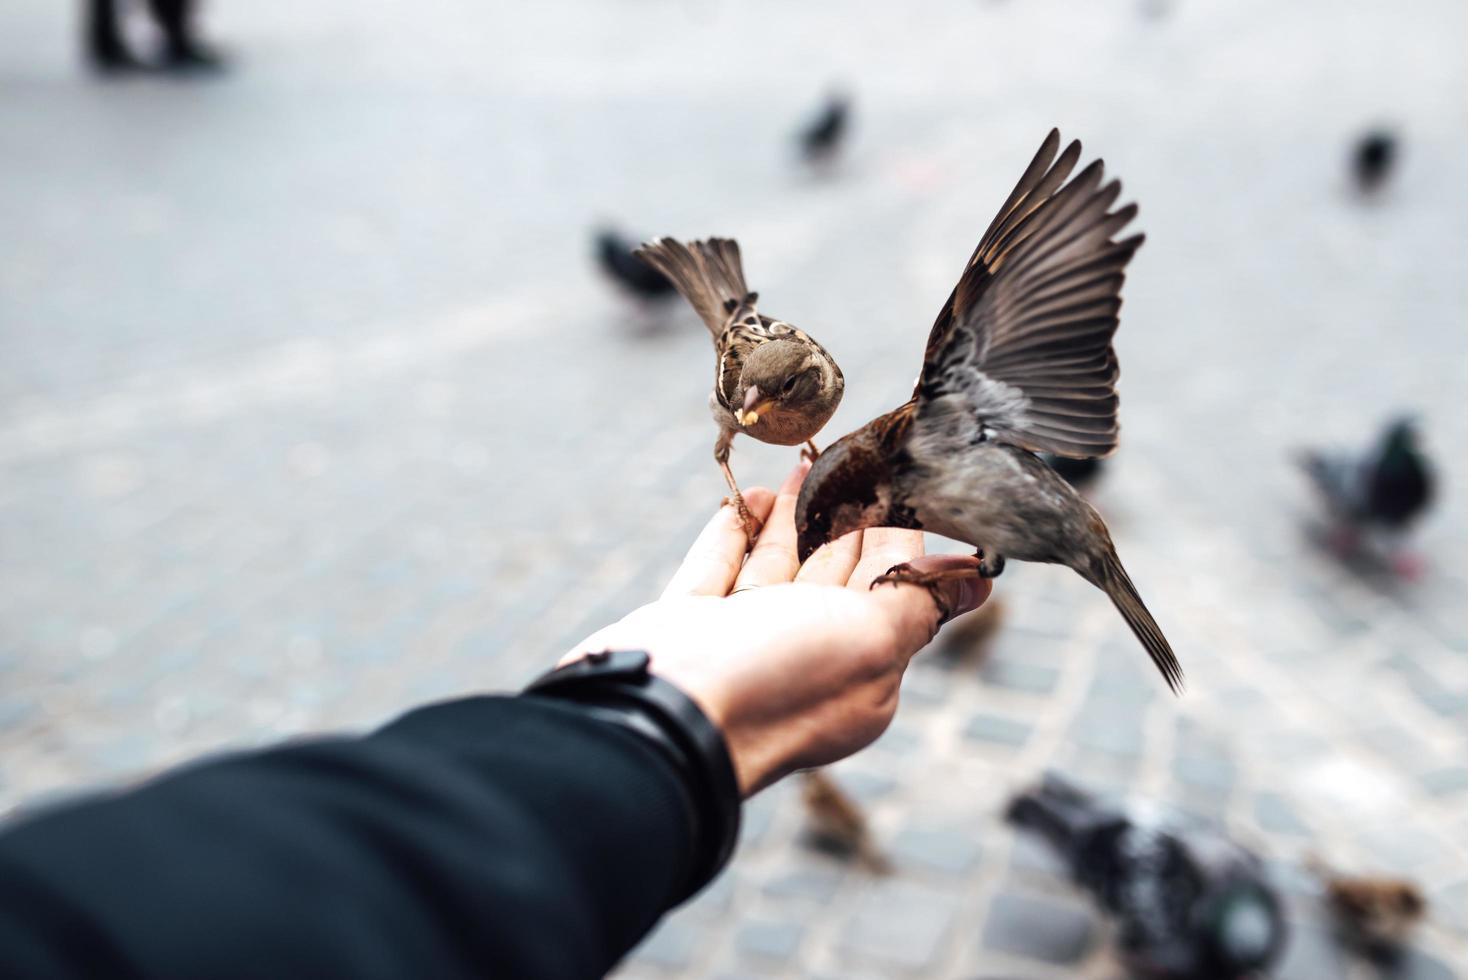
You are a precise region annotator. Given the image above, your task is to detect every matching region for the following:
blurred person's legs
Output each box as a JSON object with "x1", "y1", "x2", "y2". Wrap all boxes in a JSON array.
[
  {"x1": 147, "y1": 0, "x2": 224, "y2": 70},
  {"x1": 86, "y1": 0, "x2": 145, "y2": 71}
]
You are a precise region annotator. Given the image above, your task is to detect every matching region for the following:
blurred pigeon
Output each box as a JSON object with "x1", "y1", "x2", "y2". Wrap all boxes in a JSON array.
[
  {"x1": 594, "y1": 228, "x2": 676, "y2": 301},
  {"x1": 798, "y1": 770, "x2": 889, "y2": 873},
  {"x1": 798, "y1": 92, "x2": 850, "y2": 166},
  {"x1": 1298, "y1": 417, "x2": 1433, "y2": 572},
  {"x1": 1352, "y1": 130, "x2": 1397, "y2": 194},
  {"x1": 1308, "y1": 857, "x2": 1425, "y2": 961},
  {"x1": 636, "y1": 237, "x2": 844, "y2": 536},
  {"x1": 794, "y1": 129, "x2": 1183, "y2": 694},
  {"x1": 1040, "y1": 453, "x2": 1105, "y2": 493},
  {"x1": 1008, "y1": 773, "x2": 1287, "y2": 979}
]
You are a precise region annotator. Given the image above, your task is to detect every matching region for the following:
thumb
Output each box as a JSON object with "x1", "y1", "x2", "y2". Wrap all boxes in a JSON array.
[{"x1": 867, "y1": 554, "x2": 990, "y2": 657}]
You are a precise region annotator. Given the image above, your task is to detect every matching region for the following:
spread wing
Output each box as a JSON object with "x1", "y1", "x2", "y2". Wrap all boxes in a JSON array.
[{"x1": 915, "y1": 129, "x2": 1143, "y2": 459}]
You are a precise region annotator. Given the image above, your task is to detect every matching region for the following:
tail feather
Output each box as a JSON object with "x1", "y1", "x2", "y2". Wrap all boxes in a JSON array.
[
  {"x1": 633, "y1": 237, "x2": 751, "y2": 334},
  {"x1": 1093, "y1": 550, "x2": 1184, "y2": 693},
  {"x1": 1296, "y1": 448, "x2": 1336, "y2": 496}
]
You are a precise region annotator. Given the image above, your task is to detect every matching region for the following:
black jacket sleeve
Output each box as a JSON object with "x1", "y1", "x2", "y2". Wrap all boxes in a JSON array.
[{"x1": 0, "y1": 695, "x2": 700, "y2": 979}]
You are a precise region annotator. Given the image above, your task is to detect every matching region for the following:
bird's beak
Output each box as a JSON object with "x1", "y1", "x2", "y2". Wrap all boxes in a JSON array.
[
  {"x1": 739, "y1": 387, "x2": 775, "y2": 427},
  {"x1": 797, "y1": 533, "x2": 817, "y2": 563}
]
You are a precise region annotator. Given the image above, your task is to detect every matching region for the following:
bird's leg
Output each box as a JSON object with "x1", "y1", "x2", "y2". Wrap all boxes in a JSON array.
[
  {"x1": 715, "y1": 431, "x2": 762, "y2": 539},
  {"x1": 975, "y1": 549, "x2": 1006, "y2": 578},
  {"x1": 1390, "y1": 550, "x2": 1426, "y2": 581},
  {"x1": 870, "y1": 562, "x2": 985, "y2": 622},
  {"x1": 801, "y1": 439, "x2": 821, "y2": 465},
  {"x1": 1328, "y1": 524, "x2": 1361, "y2": 559}
]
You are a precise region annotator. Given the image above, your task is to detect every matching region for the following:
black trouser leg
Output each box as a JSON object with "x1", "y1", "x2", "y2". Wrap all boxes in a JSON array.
[
  {"x1": 146, "y1": 0, "x2": 191, "y2": 56},
  {"x1": 87, "y1": 0, "x2": 134, "y2": 62}
]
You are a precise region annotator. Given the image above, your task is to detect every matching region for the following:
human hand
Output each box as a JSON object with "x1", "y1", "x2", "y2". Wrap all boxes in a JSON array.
[{"x1": 564, "y1": 461, "x2": 990, "y2": 796}]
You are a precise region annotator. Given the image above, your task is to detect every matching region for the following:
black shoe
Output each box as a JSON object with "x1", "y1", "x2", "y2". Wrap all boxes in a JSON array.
[
  {"x1": 89, "y1": 44, "x2": 149, "y2": 73},
  {"x1": 161, "y1": 40, "x2": 227, "y2": 73}
]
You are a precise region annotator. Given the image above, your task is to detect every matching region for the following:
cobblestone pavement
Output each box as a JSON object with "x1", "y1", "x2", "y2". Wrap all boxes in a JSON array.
[{"x1": 4, "y1": 0, "x2": 1468, "y2": 976}]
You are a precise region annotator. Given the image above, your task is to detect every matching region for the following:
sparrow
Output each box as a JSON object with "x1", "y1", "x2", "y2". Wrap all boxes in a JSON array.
[
  {"x1": 794, "y1": 129, "x2": 1183, "y2": 692},
  {"x1": 798, "y1": 770, "x2": 889, "y2": 874},
  {"x1": 1298, "y1": 416, "x2": 1433, "y2": 573},
  {"x1": 1040, "y1": 452, "x2": 1105, "y2": 494},
  {"x1": 798, "y1": 92, "x2": 850, "y2": 166},
  {"x1": 1008, "y1": 773, "x2": 1287, "y2": 979},
  {"x1": 1307, "y1": 857, "x2": 1425, "y2": 959},
  {"x1": 1352, "y1": 129, "x2": 1397, "y2": 194},
  {"x1": 635, "y1": 237, "x2": 844, "y2": 535},
  {"x1": 594, "y1": 227, "x2": 676, "y2": 301}
]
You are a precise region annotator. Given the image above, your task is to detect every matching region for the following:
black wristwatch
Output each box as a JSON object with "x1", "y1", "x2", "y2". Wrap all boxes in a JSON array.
[{"x1": 523, "y1": 650, "x2": 741, "y2": 902}]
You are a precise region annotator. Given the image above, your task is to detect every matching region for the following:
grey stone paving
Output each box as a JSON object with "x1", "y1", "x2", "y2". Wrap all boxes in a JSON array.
[{"x1": 4, "y1": 0, "x2": 1468, "y2": 976}]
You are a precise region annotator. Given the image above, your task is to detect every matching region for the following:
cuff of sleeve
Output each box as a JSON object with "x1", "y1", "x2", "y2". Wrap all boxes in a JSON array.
[{"x1": 523, "y1": 650, "x2": 741, "y2": 902}]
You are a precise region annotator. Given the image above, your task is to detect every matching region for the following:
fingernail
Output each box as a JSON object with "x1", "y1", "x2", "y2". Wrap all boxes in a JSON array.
[{"x1": 948, "y1": 579, "x2": 983, "y2": 620}]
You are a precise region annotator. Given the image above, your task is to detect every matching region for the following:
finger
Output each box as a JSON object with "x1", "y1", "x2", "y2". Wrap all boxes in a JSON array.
[
  {"x1": 732, "y1": 460, "x2": 811, "y2": 590},
  {"x1": 865, "y1": 553, "x2": 990, "y2": 658},
  {"x1": 794, "y1": 528, "x2": 863, "y2": 586},
  {"x1": 846, "y1": 527, "x2": 925, "y2": 591},
  {"x1": 661, "y1": 487, "x2": 777, "y2": 598}
]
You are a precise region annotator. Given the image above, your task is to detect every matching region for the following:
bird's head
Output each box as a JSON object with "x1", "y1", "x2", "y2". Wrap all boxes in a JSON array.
[
  {"x1": 1381, "y1": 415, "x2": 1421, "y2": 453},
  {"x1": 735, "y1": 340, "x2": 833, "y2": 428},
  {"x1": 796, "y1": 428, "x2": 915, "y2": 562},
  {"x1": 594, "y1": 228, "x2": 626, "y2": 263}
]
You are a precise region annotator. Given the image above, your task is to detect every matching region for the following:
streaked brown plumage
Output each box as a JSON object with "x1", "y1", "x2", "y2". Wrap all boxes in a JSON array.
[
  {"x1": 634, "y1": 237, "x2": 844, "y2": 535},
  {"x1": 794, "y1": 129, "x2": 1182, "y2": 693},
  {"x1": 1310, "y1": 857, "x2": 1425, "y2": 953},
  {"x1": 798, "y1": 770, "x2": 889, "y2": 873},
  {"x1": 1327, "y1": 876, "x2": 1425, "y2": 948}
]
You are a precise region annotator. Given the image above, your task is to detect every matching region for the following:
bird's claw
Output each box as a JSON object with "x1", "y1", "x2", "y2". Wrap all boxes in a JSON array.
[
  {"x1": 869, "y1": 563, "x2": 961, "y2": 622},
  {"x1": 1391, "y1": 551, "x2": 1426, "y2": 581},
  {"x1": 870, "y1": 563, "x2": 917, "y2": 590},
  {"x1": 722, "y1": 495, "x2": 763, "y2": 541},
  {"x1": 801, "y1": 441, "x2": 821, "y2": 465},
  {"x1": 978, "y1": 552, "x2": 1006, "y2": 578}
]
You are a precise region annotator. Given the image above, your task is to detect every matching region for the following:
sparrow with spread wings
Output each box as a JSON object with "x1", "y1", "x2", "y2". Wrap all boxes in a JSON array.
[
  {"x1": 795, "y1": 130, "x2": 1182, "y2": 692},
  {"x1": 636, "y1": 238, "x2": 844, "y2": 537}
]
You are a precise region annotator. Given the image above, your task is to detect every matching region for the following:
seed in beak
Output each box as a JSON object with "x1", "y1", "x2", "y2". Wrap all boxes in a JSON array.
[{"x1": 739, "y1": 385, "x2": 764, "y2": 427}]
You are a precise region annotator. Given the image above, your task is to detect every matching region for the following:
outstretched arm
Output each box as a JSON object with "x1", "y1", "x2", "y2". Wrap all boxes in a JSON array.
[
  {"x1": 568, "y1": 460, "x2": 987, "y2": 794},
  {"x1": 0, "y1": 463, "x2": 986, "y2": 979}
]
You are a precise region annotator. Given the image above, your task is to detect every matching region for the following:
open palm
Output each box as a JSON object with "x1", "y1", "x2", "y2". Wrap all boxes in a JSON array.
[{"x1": 567, "y1": 461, "x2": 988, "y2": 795}]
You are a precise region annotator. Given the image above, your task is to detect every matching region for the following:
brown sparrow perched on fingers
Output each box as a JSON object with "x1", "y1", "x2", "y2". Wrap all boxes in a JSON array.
[
  {"x1": 794, "y1": 129, "x2": 1183, "y2": 692},
  {"x1": 635, "y1": 237, "x2": 844, "y2": 536}
]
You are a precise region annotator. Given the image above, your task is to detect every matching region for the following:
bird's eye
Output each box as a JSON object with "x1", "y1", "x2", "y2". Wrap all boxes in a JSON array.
[{"x1": 782, "y1": 375, "x2": 799, "y2": 395}]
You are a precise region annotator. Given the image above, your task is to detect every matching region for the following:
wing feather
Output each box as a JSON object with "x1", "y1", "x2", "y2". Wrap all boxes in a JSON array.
[
  {"x1": 921, "y1": 130, "x2": 1083, "y2": 370},
  {"x1": 916, "y1": 131, "x2": 1142, "y2": 459}
]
